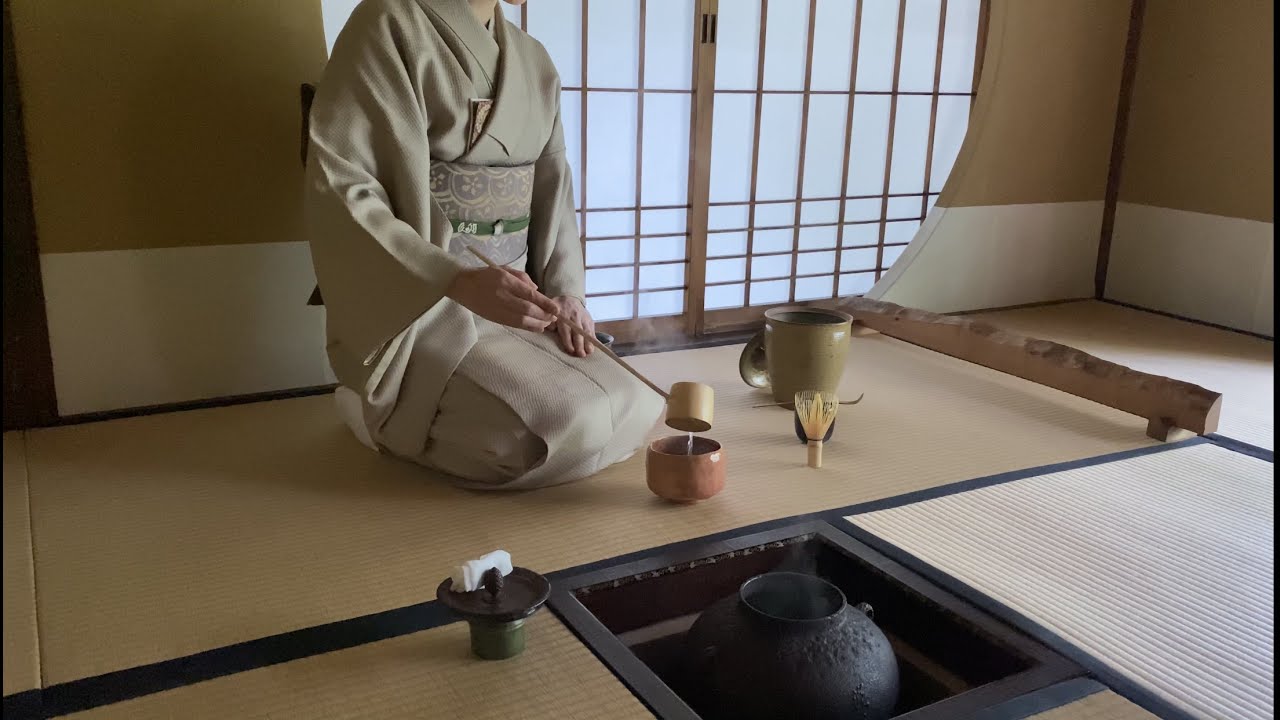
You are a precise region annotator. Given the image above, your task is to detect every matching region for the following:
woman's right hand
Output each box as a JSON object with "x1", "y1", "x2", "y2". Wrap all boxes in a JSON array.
[{"x1": 446, "y1": 267, "x2": 561, "y2": 332}]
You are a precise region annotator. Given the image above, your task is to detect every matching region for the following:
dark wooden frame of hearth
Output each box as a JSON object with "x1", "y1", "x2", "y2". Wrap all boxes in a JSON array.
[{"x1": 548, "y1": 519, "x2": 1084, "y2": 720}]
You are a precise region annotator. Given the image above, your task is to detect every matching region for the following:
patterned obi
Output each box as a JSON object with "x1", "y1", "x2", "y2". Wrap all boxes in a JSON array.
[{"x1": 429, "y1": 160, "x2": 535, "y2": 269}]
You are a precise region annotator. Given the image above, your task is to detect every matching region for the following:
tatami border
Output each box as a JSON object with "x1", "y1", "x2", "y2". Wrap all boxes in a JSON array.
[{"x1": 3, "y1": 433, "x2": 1267, "y2": 718}]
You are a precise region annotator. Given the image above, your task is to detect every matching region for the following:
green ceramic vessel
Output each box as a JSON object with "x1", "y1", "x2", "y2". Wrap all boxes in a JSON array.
[{"x1": 739, "y1": 307, "x2": 853, "y2": 406}]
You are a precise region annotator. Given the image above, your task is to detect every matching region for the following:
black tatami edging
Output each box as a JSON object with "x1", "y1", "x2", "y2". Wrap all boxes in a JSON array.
[
  {"x1": 4, "y1": 432, "x2": 1267, "y2": 719},
  {"x1": 1205, "y1": 433, "x2": 1274, "y2": 463},
  {"x1": 970, "y1": 678, "x2": 1106, "y2": 720}
]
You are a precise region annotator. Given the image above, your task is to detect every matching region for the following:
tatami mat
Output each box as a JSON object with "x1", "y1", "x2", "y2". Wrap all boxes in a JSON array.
[
  {"x1": 65, "y1": 612, "x2": 650, "y2": 720},
  {"x1": 975, "y1": 301, "x2": 1274, "y2": 450},
  {"x1": 25, "y1": 333, "x2": 1162, "y2": 684},
  {"x1": 1028, "y1": 691, "x2": 1158, "y2": 720},
  {"x1": 849, "y1": 442, "x2": 1274, "y2": 720},
  {"x1": 3, "y1": 432, "x2": 41, "y2": 696}
]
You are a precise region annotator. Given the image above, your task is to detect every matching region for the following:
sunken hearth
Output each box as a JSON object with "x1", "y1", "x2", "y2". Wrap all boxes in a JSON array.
[{"x1": 549, "y1": 522, "x2": 1083, "y2": 720}]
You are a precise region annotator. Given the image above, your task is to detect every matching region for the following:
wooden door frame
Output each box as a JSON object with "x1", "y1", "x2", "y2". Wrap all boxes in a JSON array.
[{"x1": 2, "y1": 0, "x2": 58, "y2": 430}]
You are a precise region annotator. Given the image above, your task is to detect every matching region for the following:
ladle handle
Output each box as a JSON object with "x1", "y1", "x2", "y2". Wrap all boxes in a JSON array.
[{"x1": 466, "y1": 246, "x2": 670, "y2": 400}]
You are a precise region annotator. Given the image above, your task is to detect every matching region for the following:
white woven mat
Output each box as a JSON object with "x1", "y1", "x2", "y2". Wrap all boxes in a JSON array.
[{"x1": 848, "y1": 442, "x2": 1274, "y2": 720}]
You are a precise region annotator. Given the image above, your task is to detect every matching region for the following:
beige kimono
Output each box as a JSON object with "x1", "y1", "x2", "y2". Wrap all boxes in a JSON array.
[{"x1": 305, "y1": 0, "x2": 664, "y2": 489}]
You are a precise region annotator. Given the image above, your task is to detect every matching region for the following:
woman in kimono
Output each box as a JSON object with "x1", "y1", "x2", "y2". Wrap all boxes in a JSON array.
[{"x1": 305, "y1": 0, "x2": 665, "y2": 489}]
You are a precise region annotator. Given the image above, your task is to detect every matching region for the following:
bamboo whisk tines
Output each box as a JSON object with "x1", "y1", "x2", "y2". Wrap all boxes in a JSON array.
[{"x1": 795, "y1": 390, "x2": 839, "y2": 469}]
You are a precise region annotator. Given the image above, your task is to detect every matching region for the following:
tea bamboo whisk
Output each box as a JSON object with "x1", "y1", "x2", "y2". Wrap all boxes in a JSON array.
[{"x1": 795, "y1": 390, "x2": 839, "y2": 468}]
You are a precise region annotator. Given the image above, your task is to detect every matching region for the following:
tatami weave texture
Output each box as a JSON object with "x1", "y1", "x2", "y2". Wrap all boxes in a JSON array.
[
  {"x1": 24, "y1": 332, "x2": 1159, "y2": 683},
  {"x1": 850, "y1": 443, "x2": 1274, "y2": 720},
  {"x1": 65, "y1": 613, "x2": 651, "y2": 720},
  {"x1": 3, "y1": 432, "x2": 40, "y2": 696}
]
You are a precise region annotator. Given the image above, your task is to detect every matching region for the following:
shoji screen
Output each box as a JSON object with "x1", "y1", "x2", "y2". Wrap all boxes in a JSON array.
[
  {"x1": 319, "y1": 0, "x2": 984, "y2": 341},
  {"x1": 701, "y1": 0, "x2": 983, "y2": 330},
  {"x1": 520, "y1": 0, "x2": 699, "y2": 342}
]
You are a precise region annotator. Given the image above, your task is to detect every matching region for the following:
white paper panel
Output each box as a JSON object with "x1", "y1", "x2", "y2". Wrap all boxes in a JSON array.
[
  {"x1": 883, "y1": 219, "x2": 921, "y2": 244},
  {"x1": 938, "y1": 0, "x2": 981, "y2": 93},
  {"x1": 810, "y1": 0, "x2": 857, "y2": 91},
  {"x1": 843, "y1": 197, "x2": 883, "y2": 222},
  {"x1": 838, "y1": 271, "x2": 876, "y2": 295},
  {"x1": 751, "y1": 254, "x2": 792, "y2": 279},
  {"x1": 897, "y1": 0, "x2": 942, "y2": 92},
  {"x1": 750, "y1": 279, "x2": 790, "y2": 305},
  {"x1": 708, "y1": 204, "x2": 751, "y2": 230},
  {"x1": 585, "y1": 210, "x2": 636, "y2": 237},
  {"x1": 586, "y1": 239, "x2": 634, "y2": 267},
  {"x1": 709, "y1": 94, "x2": 757, "y2": 202},
  {"x1": 588, "y1": 0, "x2": 640, "y2": 87},
  {"x1": 882, "y1": 243, "x2": 907, "y2": 267},
  {"x1": 802, "y1": 94, "x2": 850, "y2": 198},
  {"x1": 927, "y1": 193, "x2": 939, "y2": 212},
  {"x1": 755, "y1": 94, "x2": 805, "y2": 201},
  {"x1": 642, "y1": 93, "x2": 692, "y2": 206},
  {"x1": 641, "y1": 208, "x2": 688, "y2": 235},
  {"x1": 639, "y1": 262, "x2": 686, "y2": 290},
  {"x1": 929, "y1": 95, "x2": 970, "y2": 193},
  {"x1": 706, "y1": 257, "x2": 747, "y2": 283},
  {"x1": 527, "y1": 0, "x2": 582, "y2": 82},
  {"x1": 560, "y1": 91, "x2": 583, "y2": 203},
  {"x1": 754, "y1": 202, "x2": 796, "y2": 227},
  {"x1": 840, "y1": 246, "x2": 880, "y2": 271},
  {"x1": 798, "y1": 225, "x2": 838, "y2": 250},
  {"x1": 321, "y1": 0, "x2": 360, "y2": 54},
  {"x1": 842, "y1": 223, "x2": 880, "y2": 247},
  {"x1": 845, "y1": 95, "x2": 891, "y2": 196},
  {"x1": 795, "y1": 274, "x2": 835, "y2": 300},
  {"x1": 800, "y1": 200, "x2": 841, "y2": 224},
  {"x1": 762, "y1": 0, "x2": 810, "y2": 90},
  {"x1": 855, "y1": 0, "x2": 901, "y2": 92},
  {"x1": 704, "y1": 283, "x2": 745, "y2": 309},
  {"x1": 708, "y1": 231, "x2": 748, "y2": 257},
  {"x1": 586, "y1": 93, "x2": 638, "y2": 207},
  {"x1": 587, "y1": 293, "x2": 634, "y2": 320},
  {"x1": 645, "y1": 0, "x2": 696, "y2": 90},
  {"x1": 888, "y1": 95, "x2": 932, "y2": 194},
  {"x1": 797, "y1": 250, "x2": 836, "y2": 275},
  {"x1": 886, "y1": 195, "x2": 922, "y2": 219},
  {"x1": 752, "y1": 228, "x2": 793, "y2": 254},
  {"x1": 638, "y1": 289, "x2": 684, "y2": 317},
  {"x1": 587, "y1": 266, "x2": 635, "y2": 294},
  {"x1": 499, "y1": 2, "x2": 522, "y2": 26},
  {"x1": 639, "y1": 235, "x2": 687, "y2": 263},
  {"x1": 714, "y1": 0, "x2": 762, "y2": 90}
]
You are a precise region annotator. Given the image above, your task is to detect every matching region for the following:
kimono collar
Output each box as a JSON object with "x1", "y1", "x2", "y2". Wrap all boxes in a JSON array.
[{"x1": 418, "y1": 0, "x2": 530, "y2": 158}]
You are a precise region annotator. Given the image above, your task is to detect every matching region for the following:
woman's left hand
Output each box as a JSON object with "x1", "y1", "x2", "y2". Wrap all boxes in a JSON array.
[{"x1": 551, "y1": 296, "x2": 595, "y2": 357}]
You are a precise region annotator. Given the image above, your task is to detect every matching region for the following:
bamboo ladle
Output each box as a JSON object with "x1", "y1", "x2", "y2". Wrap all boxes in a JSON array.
[{"x1": 466, "y1": 246, "x2": 714, "y2": 432}]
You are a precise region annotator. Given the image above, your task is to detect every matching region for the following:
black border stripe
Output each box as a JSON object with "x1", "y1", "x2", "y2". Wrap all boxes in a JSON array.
[
  {"x1": 1100, "y1": 298, "x2": 1275, "y2": 341},
  {"x1": 2, "y1": 433, "x2": 1264, "y2": 717},
  {"x1": 35, "y1": 601, "x2": 454, "y2": 718},
  {"x1": 1206, "y1": 434, "x2": 1274, "y2": 463},
  {"x1": 1, "y1": 689, "x2": 42, "y2": 720},
  {"x1": 969, "y1": 678, "x2": 1106, "y2": 720}
]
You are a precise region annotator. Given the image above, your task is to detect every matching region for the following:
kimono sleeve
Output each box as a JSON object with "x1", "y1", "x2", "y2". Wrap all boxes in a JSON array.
[{"x1": 303, "y1": 4, "x2": 464, "y2": 365}]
